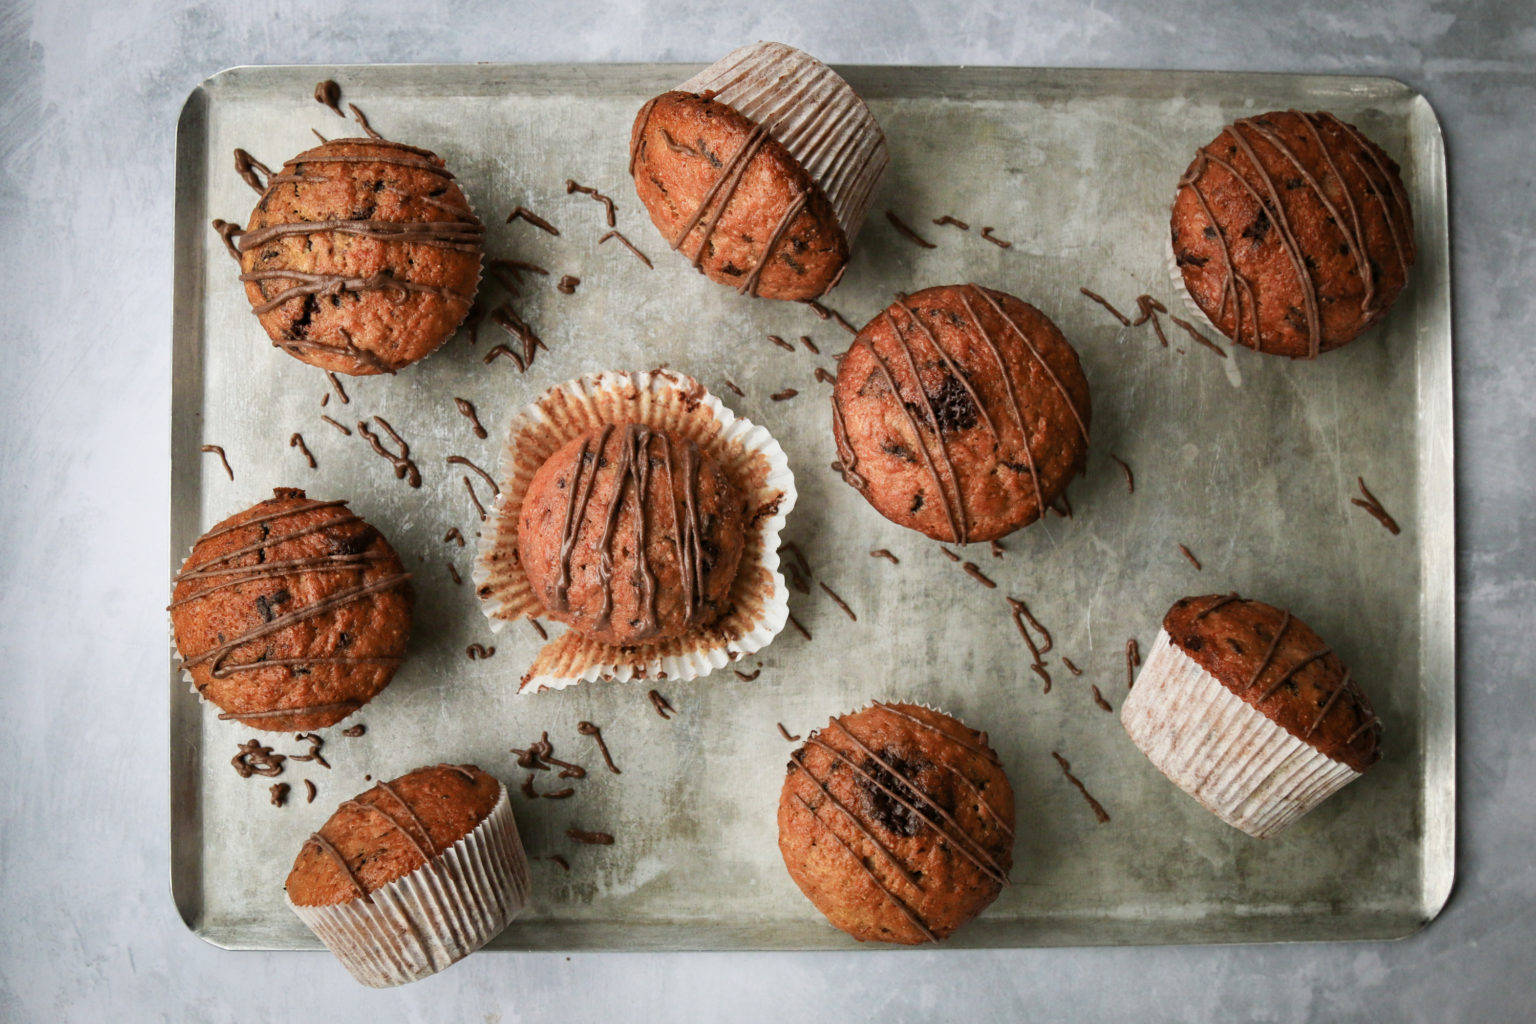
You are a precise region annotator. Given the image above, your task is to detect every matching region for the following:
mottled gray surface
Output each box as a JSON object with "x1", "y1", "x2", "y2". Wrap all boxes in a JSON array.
[{"x1": 0, "y1": 1, "x2": 1531, "y2": 1021}]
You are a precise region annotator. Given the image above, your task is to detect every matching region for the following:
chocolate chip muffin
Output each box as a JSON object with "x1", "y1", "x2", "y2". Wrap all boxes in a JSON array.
[
  {"x1": 170, "y1": 488, "x2": 412, "y2": 731},
  {"x1": 1171, "y1": 110, "x2": 1415, "y2": 359},
  {"x1": 778, "y1": 702, "x2": 1014, "y2": 944},
  {"x1": 832, "y1": 284, "x2": 1091, "y2": 543},
  {"x1": 629, "y1": 42, "x2": 888, "y2": 300},
  {"x1": 286, "y1": 764, "x2": 529, "y2": 987},
  {"x1": 1122, "y1": 593, "x2": 1382, "y2": 838},
  {"x1": 225, "y1": 137, "x2": 483, "y2": 374},
  {"x1": 516, "y1": 423, "x2": 747, "y2": 646}
]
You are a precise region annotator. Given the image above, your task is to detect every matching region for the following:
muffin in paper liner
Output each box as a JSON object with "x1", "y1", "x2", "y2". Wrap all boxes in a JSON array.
[
  {"x1": 675, "y1": 41, "x2": 889, "y2": 247},
  {"x1": 473, "y1": 369, "x2": 795, "y2": 693},
  {"x1": 287, "y1": 781, "x2": 528, "y2": 988},
  {"x1": 1122, "y1": 629, "x2": 1364, "y2": 839}
]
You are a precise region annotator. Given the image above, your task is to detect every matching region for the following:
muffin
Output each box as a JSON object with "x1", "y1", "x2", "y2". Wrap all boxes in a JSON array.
[
  {"x1": 1121, "y1": 594, "x2": 1382, "y2": 838},
  {"x1": 832, "y1": 284, "x2": 1091, "y2": 543},
  {"x1": 170, "y1": 487, "x2": 412, "y2": 731},
  {"x1": 517, "y1": 423, "x2": 747, "y2": 647},
  {"x1": 1171, "y1": 110, "x2": 1415, "y2": 359},
  {"x1": 778, "y1": 702, "x2": 1014, "y2": 944},
  {"x1": 226, "y1": 137, "x2": 483, "y2": 374},
  {"x1": 286, "y1": 764, "x2": 529, "y2": 987},
  {"x1": 629, "y1": 41, "x2": 888, "y2": 300}
]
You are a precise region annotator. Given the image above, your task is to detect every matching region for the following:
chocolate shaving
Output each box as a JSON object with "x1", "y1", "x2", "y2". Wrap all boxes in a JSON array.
[
  {"x1": 648, "y1": 689, "x2": 675, "y2": 719},
  {"x1": 578, "y1": 721, "x2": 621, "y2": 774},
  {"x1": 466, "y1": 643, "x2": 495, "y2": 660},
  {"x1": 529, "y1": 618, "x2": 549, "y2": 640},
  {"x1": 734, "y1": 668, "x2": 762, "y2": 681},
  {"x1": 201, "y1": 444, "x2": 233, "y2": 481},
  {"x1": 303, "y1": 779, "x2": 317, "y2": 803},
  {"x1": 766, "y1": 334, "x2": 796, "y2": 352},
  {"x1": 444, "y1": 527, "x2": 465, "y2": 547},
  {"x1": 546, "y1": 854, "x2": 571, "y2": 871},
  {"x1": 1111, "y1": 454, "x2": 1135, "y2": 493},
  {"x1": 1053, "y1": 752, "x2": 1110, "y2": 823},
  {"x1": 1079, "y1": 287, "x2": 1131, "y2": 326},
  {"x1": 1352, "y1": 476, "x2": 1402, "y2": 534},
  {"x1": 288, "y1": 433, "x2": 316, "y2": 468},
  {"x1": 770, "y1": 388, "x2": 798, "y2": 401},
  {"x1": 788, "y1": 613, "x2": 812, "y2": 641},
  {"x1": 1178, "y1": 543, "x2": 1202, "y2": 570},
  {"x1": 799, "y1": 335, "x2": 820, "y2": 354},
  {"x1": 543, "y1": 788, "x2": 575, "y2": 800},
  {"x1": 447, "y1": 563, "x2": 462, "y2": 585},
  {"x1": 724, "y1": 379, "x2": 745, "y2": 396},
  {"x1": 506, "y1": 205, "x2": 559, "y2": 235},
  {"x1": 1091, "y1": 685, "x2": 1113, "y2": 713},
  {"x1": 453, "y1": 397, "x2": 488, "y2": 438},
  {"x1": 777, "y1": 722, "x2": 801, "y2": 742},
  {"x1": 357, "y1": 417, "x2": 421, "y2": 487},
  {"x1": 817, "y1": 582, "x2": 856, "y2": 620},
  {"x1": 598, "y1": 230, "x2": 652, "y2": 267},
  {"x1": 342, "y1": 725, "x2": 366, "y2": 738},
  {"x1": 270, "y1": 783, "x2": 290, "y2": 807},
  {"x1": 885, "y1": 210, "x2": 936, "y2": 248},
  {"x1": 980, "y1": 226, "x2": 1012, "y2": 248},
  {"x1": 320, "y1": 414, "x2": 351, "y2": 435},
  {"x1": 232, "y1": 739, "x2": 285, "y2": 778},
  {"x1": 1062, "y1": 657, "x2": 1082, "y2": 677},
  {"x1": 566, "y1": 829, "x2": 614, "y2": 846},
  {"x1": 869, "y1": 548, "x2": 899, "y2": 564},
  {"x1": 932, "y1": 215, "x2": 970, "y2": 231},
  {"x1": 566, "y1": 179, "x2": 617, "y2": 227},
  {"x1": 557, "y1": 275, "x2": 580, "y2": 294},
  {"x1": 962, "y1": 562, "x2": 997, "y2": 589},
  {"x1": 814, "y1": 367, "x2": 837, "y2": 385}
]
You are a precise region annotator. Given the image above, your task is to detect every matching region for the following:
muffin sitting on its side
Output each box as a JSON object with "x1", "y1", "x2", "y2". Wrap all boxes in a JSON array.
[
  {"x1": 222, "y1": 136, "x2": 483, "y2": 374},
  {"x1": 778, "y1": 702, "x2": 1014, "y2": 944},
  {"x1": 170, "y1": 488, "x2": 412, "y2": 732},
  {"x1": 286, "y1": 764, "x2": 529, "y2": 987},
  {"x1": 832, "y1": 284, "x2": 1092, "y2": 544},
  {"x1": 629, "y1": 42, "x2": 888, "y2": 300},
  {"x1": 1171, "y1": 110, "x2": 1415, "y2": 359},
  {"x1": 1122, "y1": 593, "x2": 1382, "y2": 838},
  {"x1": 516, "y1": 423, "x2": 747, "y2": 647}
]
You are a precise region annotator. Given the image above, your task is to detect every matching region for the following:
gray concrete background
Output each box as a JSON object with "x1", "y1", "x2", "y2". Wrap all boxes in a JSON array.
[{"x1": 0, "y1": 1, "x2": 1531, "y2": 1021}]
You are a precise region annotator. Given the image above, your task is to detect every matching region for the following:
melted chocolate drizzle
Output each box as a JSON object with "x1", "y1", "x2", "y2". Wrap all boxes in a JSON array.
[
  {"x1": 598, "y1": 230, "x2": 653, "y2": 268},
  {"x1": 980, "y1": 226, "x2": 1011, "y2": 248},
  {"x1": 201, "y1": 444, "x2": 234, "y2": 481},
  {"x1": 648, "y1": 689, "x2": 675, "y2": 720},
  {"x1": 1352, "y1": 475, "x2": 1401, "y2": 534},
  {"x1": 313, "y1": 80, "x2": 344, "y2": 117},
  {"x1": 565, "y1": 179, "x2": 617, "y2": 227},
  {"x1": 289, "y1": 432, "x2": 316, "y2": 469},
  {"x1": 1111, "y1": 454, "x2": 1134, "y2": 493},
  {"x1": 933, "y1": 215, "x2": 970, "y2": 231},
  {"x1": 578, "y1": 721, "x2": 621, "y2": 774},
  {"x1": 670, "y1": 123, "x2": 769, "y2": 269},
  {"x1": 1052, "y1": 752, "x2": 1110, "y2": 823},
  {"x1": 1178, "y1": 544, "x2": 1202, "y2": 570},
  {"x1": 357, "y1": 416, "x2": 421, "y2": 487},
  {"x1": 505, "y1": 205, "x2": 560, "y2": 236},
  {"x1": 1080, "y1": 287, "x2": 1131, "y2": 326},
  {"x1": 885, "y1": 210, "x2": 936, "y2": 248}
]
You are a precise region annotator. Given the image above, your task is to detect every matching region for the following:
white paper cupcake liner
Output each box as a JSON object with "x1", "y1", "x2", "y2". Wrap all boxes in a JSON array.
[
  {"x1": 473, "y1": 369, "x2": 796, "y2": 694},
  {"x1": 287, "y1": 782, "x2": 529, "y2": 987},
  {"x1": 677, "y1": 41, "x2": 889, "y2": 247},
  {"x1": 1121, "y1": 629, "x2": 1361, "y2": 839}
]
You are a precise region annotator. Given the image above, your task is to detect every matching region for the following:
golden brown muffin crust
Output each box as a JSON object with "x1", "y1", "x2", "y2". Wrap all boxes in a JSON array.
[
  {"x1": 777, "y1": 703, "x2": 1014, "y2": 944},
  {"x1": 170, "y1": 488, "x2": 413, "y2": 732},
  {"x1": 629, "y1": 91, "x2": 849, "y2": 301},
  {"x1": 1171, "y1": 110, "x2": 1414, "y2": 359},
  {"x1": 832, "y1": 284, "x2": 1091, "y2": 543},
  {"x1": 285, "y1": 764, "x2": 501, "y2": 907},
  {"x1": 1163, "y1": 594, "x2": 1381, "y2": 772},
  {"x1": 238, "y1": 137, "x2": 482, "y2": 374},
  {"x1": 517, "y1": 423, "x2": 747, "y2": 646}
]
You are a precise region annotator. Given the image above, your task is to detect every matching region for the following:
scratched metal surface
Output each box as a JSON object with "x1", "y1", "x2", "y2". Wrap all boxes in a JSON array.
[{"x1": 170, "y1": 63, "x2": 1452, "y2": 950}]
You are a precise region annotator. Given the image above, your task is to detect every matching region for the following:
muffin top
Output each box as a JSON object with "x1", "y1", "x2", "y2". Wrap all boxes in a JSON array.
[
  {"x1": 1171, "y1": 110, "x2": 1415, "y2": 359},
  {"x1": 286, "y1": 764, "x2": 501, "y2": 907},
  {"x1": 629, "y1": 91, "x2": 849, "y2": 301},
  {"x1": 234, "y1": 137, "x2": 483, "y2": 374},
  {"x1": 777, "y1": 702, "x2": 1014, "y2": 944},
  {"x1": 170, "y1": 488, "x2": 412, "y2": 732},
  {"x1": 517, "y1": 423, "x2": 747, "y2": 646},
  {"x1": 832, "y1": 284, "x2": 1091, "y2": 543},
  {"x1": 1163, "y1": 594, "x2": 1381, "y2": 772}
]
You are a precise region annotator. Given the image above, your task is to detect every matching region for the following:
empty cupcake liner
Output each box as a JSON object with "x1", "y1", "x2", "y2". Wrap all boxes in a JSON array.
[
  {"x1": 287, "y1": 782, "x2": 529, "y2": 988},
  {"x1": 1121, "y1": 629, "x2": 1361, "y2": 839},
  {"x1": 677, "y1": 41, "x2": 889, "y2": 246},
  {"x1": 473, "y1": 369, "x2": 796, "y2": 694}
]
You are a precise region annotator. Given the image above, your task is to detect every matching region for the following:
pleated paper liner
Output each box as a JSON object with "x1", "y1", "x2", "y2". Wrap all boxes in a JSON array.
[
  {"x1": 677, "y1": 41, "x2": 889, "y2": 247},
  {"x1": 472, "y1": 369, "x2": 795, "y2": 693},
  {"x1": 1121, "y1": 629, "x2": 1362, "y2": 839},
  {"x1": 287, "y1": 782, "x2": 530, "y2": 988}
]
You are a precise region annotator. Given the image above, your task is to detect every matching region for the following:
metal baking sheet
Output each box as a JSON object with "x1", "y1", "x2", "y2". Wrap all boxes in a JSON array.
[{"x1": 171, "y1": 63, "x2": 1453, "y2": 950}]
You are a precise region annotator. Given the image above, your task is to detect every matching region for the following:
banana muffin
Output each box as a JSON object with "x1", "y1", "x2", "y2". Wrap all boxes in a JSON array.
[
  {"x1": 516, "y1": 423, "x2": 748, "y2": 646},
  {"x1": 170, "y1": 487, "x2": 412, "y2": 731},
  {"x1": 1122, "y1": 593, "x2": 1382, "y2": 838},
  {"x1": 778, "y1": 702, "x2": 1014, "y2": 944},
  {"x1": 629, "y1": 41, "x2": 887, "y2": 300},
  {"x1": 286, "y1": 764, "x2": 529, "y2": 987},
  {"x1": 1171, "y1": 110, "x2": 1415, "y2": 358},
  {"x1": 222, "y1": 136, "x2": 483, "y2": 374},
  {"x1": 832, "y1": 284, "x2": 1092, "y2": 544}
]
